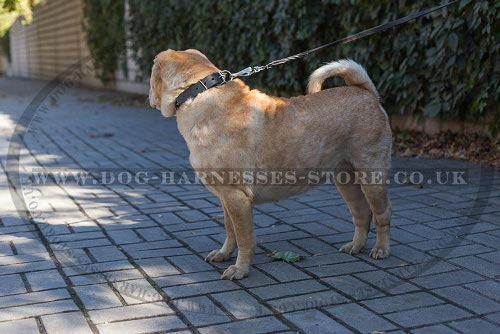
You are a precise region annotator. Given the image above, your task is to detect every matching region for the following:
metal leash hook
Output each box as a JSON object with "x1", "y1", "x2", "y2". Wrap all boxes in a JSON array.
[{"x1": 224, "y1": 65, "x2": 270, "y2": 80}]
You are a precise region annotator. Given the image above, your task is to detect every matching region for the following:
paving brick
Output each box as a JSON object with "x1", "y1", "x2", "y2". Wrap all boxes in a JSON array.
[
  {"x1": 168, "y1": 254, "x2": 213, "y2": 273},
  {"x1": 449, "y1": 255, "x2": 500, "y2": 278},
  {"x1": 163, "y1": 280, "x2": 240, "y2": 299},
  {"x1": 53, "y1": 248, "x2": 93, "y2": 266},
  {"x1": 198, "y1": 316, "x2": 288, "y2": 334},
  {"x1": 268, "y1": 290, "x2": 347, "y2": 312},
  {"x1": 433, "y1": 286, "x2": 500, "y2": 314},
  {"x1": 46, "y1": 231, "x2": 105, "y2": 243},
  {"x1": 411, "y1": 324, "x2": 459, "y2": 334},
  {"x1": 25, "y1": 269, "x2": 66, "y2": 291},
  {"x1": 106, "y1": 229, "x2": 143, "y2": 244},
  {"x1": 154, "y1": 271, "x2": 221, "y2": 287},
  {"x1": 305, "y1": 261, "x2": 376, "y2": 278},
  {"x1": 465, "y1": 280, "x2": 500, "y2": 302},
  {"x1": 410, "y1": 270, "x2": 483, "y2": 289},
  {"x1": 0, "y1": 318, "x2": 39, "y2": 334},
  {"x1": 448, "y1": 318, "x2": 498, "y2": 334},
  {"x1": 354, "y1": 270, "x2": 419, "y2": 295},
  {"x1": 257, "y1": 261, "x2": 311, "y2": 282},
  {"x1": 325, "y1": 303, "x2": 396, "y2": 333},
  {"x1": 211, "y1": 290, "x2": 270, "y2": 319},
  {"x1": 0, "y1": 259, "x2": 56, "y2": 275},
  {"x1": 284, "y1": 309, "x2": 353, "y2": 334},
  {"x1": 176, "y1": 210, "x2": 210, "y2": 222},
  {"x1": 294, "y1": 252, "x2": 355, "y2": 268},
  {"x1": 70, "y1": 269, "x2": 143, "y2": 286},
  {"x1": 88, "y1": 301, "x2": 175, "y2": 324},
  {"x1": 290, "y1": 238, "x2": 338, "y2": 255},
  {"x1": 361, "y1": 292, "x2": 444, "y2": 314},
  {"x1": 251, "y1": 280, "x2": 326, "y2": 300},
  {"x1": 385, "y1": 304, "x2": 471, "y2": 328},
  {"x1": 485, "y1": 311, "x2": 500, "y2": 325},
  {"x1": 0, "y1": 274, "x2": 26, "y2": 296},
  {"x1": 323, "y1": 275, "x2": 385, "y2": 300},
  {"x1": 96, "y1": 315, "x2": 186, "y2": 334},
  {"x1": 134, "y1": 227, "x2": 169, "y2": 241},
  {"x1": 112, "y1": 278, "x2": 162, "y2": 304},
  {"x1": 0, "y1": 288, "x2": 70, "y2": 308},
  {"x1": 73, "y1": 283, "x2": 123, "y2": 310},
  {"x1": 63, "y1": 260, "x2": 134, "y2": 277},
  {"x1": 0, "y1": 299, "x2": 78, "y2": 321},
  {"x1": 173, "y1": 296, "x2": 231, "y2": 326},
  {"x1": 42, "y1": 311, "x2": 93, "y2": 334},
  {"x1": 135, "y1": 257, "x2": 180, "y2": 277},
  {"x1": 87, "y1": 245, "x2": 127, "y2": 262}
]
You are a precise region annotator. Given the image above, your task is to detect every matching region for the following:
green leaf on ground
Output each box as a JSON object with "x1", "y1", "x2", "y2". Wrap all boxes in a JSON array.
[{"x1": 271, "y1": 251, "x2": 304, "y2": 263}]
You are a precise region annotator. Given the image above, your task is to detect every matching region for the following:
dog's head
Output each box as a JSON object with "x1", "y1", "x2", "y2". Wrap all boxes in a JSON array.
[{"x1": 149, "y1": 49, "x2": 218, "y2": 117}]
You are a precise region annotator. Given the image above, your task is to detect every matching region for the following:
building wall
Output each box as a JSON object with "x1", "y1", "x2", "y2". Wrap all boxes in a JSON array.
[{"x1": 6, "y1": 0, "x2": 148, "y2": 94}]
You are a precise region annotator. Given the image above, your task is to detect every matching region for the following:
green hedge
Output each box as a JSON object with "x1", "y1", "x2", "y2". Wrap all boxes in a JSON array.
[{"x1": 85, "y1": 0, "x2": 499, "y2": 134}]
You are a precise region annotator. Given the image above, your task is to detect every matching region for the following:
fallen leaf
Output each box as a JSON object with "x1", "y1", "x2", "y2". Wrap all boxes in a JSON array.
[{"x1": 271, "y1": 251, "x2": 304, "y2": 263}]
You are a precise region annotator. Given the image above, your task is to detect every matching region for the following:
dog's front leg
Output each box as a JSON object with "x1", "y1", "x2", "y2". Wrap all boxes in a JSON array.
[
  {"x1": 220, "y1": 191, "x2": 255, "y2": 280},
  {"x1": 205, "y1": 200, "x2": 236, "y2": 262}
]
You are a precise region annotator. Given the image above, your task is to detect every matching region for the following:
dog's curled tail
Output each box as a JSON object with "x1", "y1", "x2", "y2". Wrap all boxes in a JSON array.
[{"x1": 307, "y1": 59, "x2": 378, "y2": 99}]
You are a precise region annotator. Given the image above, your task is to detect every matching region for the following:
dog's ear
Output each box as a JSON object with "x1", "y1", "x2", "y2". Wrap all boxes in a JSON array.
[{"x1": 184, "y1": 49, "x2": 209, "y2": 60}]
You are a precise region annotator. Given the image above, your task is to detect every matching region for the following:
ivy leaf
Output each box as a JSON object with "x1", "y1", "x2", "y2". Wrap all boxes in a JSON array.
[
  {"x1": 425, "y1": 100, "x2": 442, "y2": 117},
  {"x1": 271, "y1": 251, "x2": 304, "y2": 263},
  {"x1": 447, "y1": 32, "x2": 459, "y2": 51}
]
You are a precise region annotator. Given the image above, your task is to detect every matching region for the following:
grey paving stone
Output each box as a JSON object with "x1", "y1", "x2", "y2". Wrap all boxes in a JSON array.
[
  {"x1": 305, "y1": 261, "x2": 376, "y2": 278},
  {"x1": 354, "y1": 270, "x2": 420, "y2": 295},
  {"x1": 385, "y1": 304, "x2": 472, "y2": 328},
  {"x1": 361, "y1": 292, "x2": 444, "y2": 314},
  {"x1": 251, "y1": 280, "x2": 327, "y2": 300},
  {"x1": 46, "y1": 231, "x2": 105, "y2": 243},
  {"x1": 42, "y1": 311, "x2": 93, "y2": 334},
  {"x1": 465, "y1": 281, "x2": 500, "y2": 302},
  {"x1": 63, "y1": 260, "x2": 134, "y2": 276},
  {"x1": 73, "y1": 283, "x2": 123, "y2": 310},
  {"x1": 11, "y1": 238, "x2": 47, "y2": 255},
  {"x1": 113, "y1": 278, "x2": 162, "y2": 304},
  {"x1": 88, "y1": 301, "x2": 174, "y2": 324},
  {"x1": 70, "y1": 269, "x2": 144, "y2": 286},
  {"x1": 449, "y1": 255, "x2": 500, "y2": 278},
  {"x1": 164, "y1": 280, "x2": 240, "y2": 299},
  {"x1": 96, "y1": 315, "x2": 186, "y2": 334},
  {"x1": 176, "y1": 210, "x2": 210, "y2": 222},
  {"x1": 87, "y1": 245, "x2": 127, "y2": 262},
  {"x1": 154, "y1": 271, "x2": 221, "y2": 287},
  {"x1": 433, "y1": 286, "x2": 500, "y2": 314},
  {"x1": 325, "y1": 303, "x2": 396, "y2": 333},
  {"x1": 257, "y1": 261, "x2": 311, "y2": 282},
  {"x1": 0, "y1": 273, "x2": 26, "y2": 296},
  {"x1": 284, "y1": 309, "x2": 353, "y2": 334},
  {"x1": 323, "y1": 275, "x2": 385, "y2": 300},
  {"x1": 1, "y1": 259, "x2": 56, "y2": 275},
  {"x1": 168, "y1": 254, "x2": 214, "y2": 273},
  {"x1": 410, "y1": 270, "x2": 483, "y2": 289},
  {"x1": 411, "y1": 324, "x2": 459, "y2": 334},
  {"x1": 290, "y1": 237, "x2": 338, "y2": 255},
  {"x1": 120, "y1": 239, "x2": 182, "y2": 252},
  {"x1": 134, "y1": 227, "x2": 169, "y2": 241},
  {"x1": 485, "y1": 311, "x2": 500, "y2": 325},
  {"x1": 25, "y1": 269, "x2": 67, "y2": 291},
  {"x1": 135, "y1": 257, "x2": 181, "y2": 277},
  {"x1": 0, "y1": 299, "x2": 79, "y2": 321},
  {"x1": 268, "y1": 290, "x2": 348, "y2": 312},
  {"x1": 0, "y1": 318, "x2": 40, "y2": 334},
  {"x1": 107, "y1": 229, "x2": 143, "y2": 244},
  {"x1": 198, "y1": 315, "x2": 288, "y2": 334},
  {"x1": 211, "y1": 290, "x2": 271, "y2": 319},
  {"x1": 294, "y1": 252, "x2": 355, "y2": 268},
  {"x1": 448, "y1": 318, "x2": 498, "y2": 334},
  {"x1": 173, "y1": 296, "x2": 231, "y2": 326},
  {"x1": 0, "y1": 288, "x2": 70, "y2": 308}
]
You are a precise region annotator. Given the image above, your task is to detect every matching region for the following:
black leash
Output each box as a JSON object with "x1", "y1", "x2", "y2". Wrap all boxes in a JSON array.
[
  {"x1": 175, "y1": 1, "x2": 458, "y2": 109},
  {"x1": 228, "y1": 0, "x2": 458, "y2": 79}
]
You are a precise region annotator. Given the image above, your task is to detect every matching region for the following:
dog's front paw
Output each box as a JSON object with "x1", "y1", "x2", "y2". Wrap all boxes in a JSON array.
[
  {"x1": 369, "y1": 244, "x2": 390, "y2": 259},
  {"x1": 221, "y1": 265, "x2": 249, "y2": 280},
  {"x1": 339, "y1": 241, "x2": 365, "y2": 255},
  {"x1": 205, "y1": 249, "x2": 232, "y2": 262}
]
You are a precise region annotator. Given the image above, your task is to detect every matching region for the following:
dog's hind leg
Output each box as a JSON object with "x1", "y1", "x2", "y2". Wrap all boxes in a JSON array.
[
  {"x1": 360, "y1": 181, "x2": 391, "y2": 259},
  {"x1": 335, "y1": 162, "x2": 372, "y2": 255},
  {"x1": 220, "y1": 190, "x2": 255, "y2": 280},
  {"x1": 205, "y1": 200, "x2": 236, "y2": 262}
]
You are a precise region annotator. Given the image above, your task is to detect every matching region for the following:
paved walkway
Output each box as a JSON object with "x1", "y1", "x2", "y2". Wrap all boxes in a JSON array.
[{"x1": 0, "y1": 77, "x2": 499, "y2": 334}]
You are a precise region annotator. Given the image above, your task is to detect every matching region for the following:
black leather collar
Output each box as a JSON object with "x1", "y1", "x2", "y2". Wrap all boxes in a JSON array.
[{"x1": 175, "y1": 72, "x2": 227, "y2": 109}]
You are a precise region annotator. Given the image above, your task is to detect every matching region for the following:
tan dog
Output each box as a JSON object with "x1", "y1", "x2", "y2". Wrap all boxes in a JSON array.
[{"x1": 149, "y1": 49, "x2": 392, "y2": 280}]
